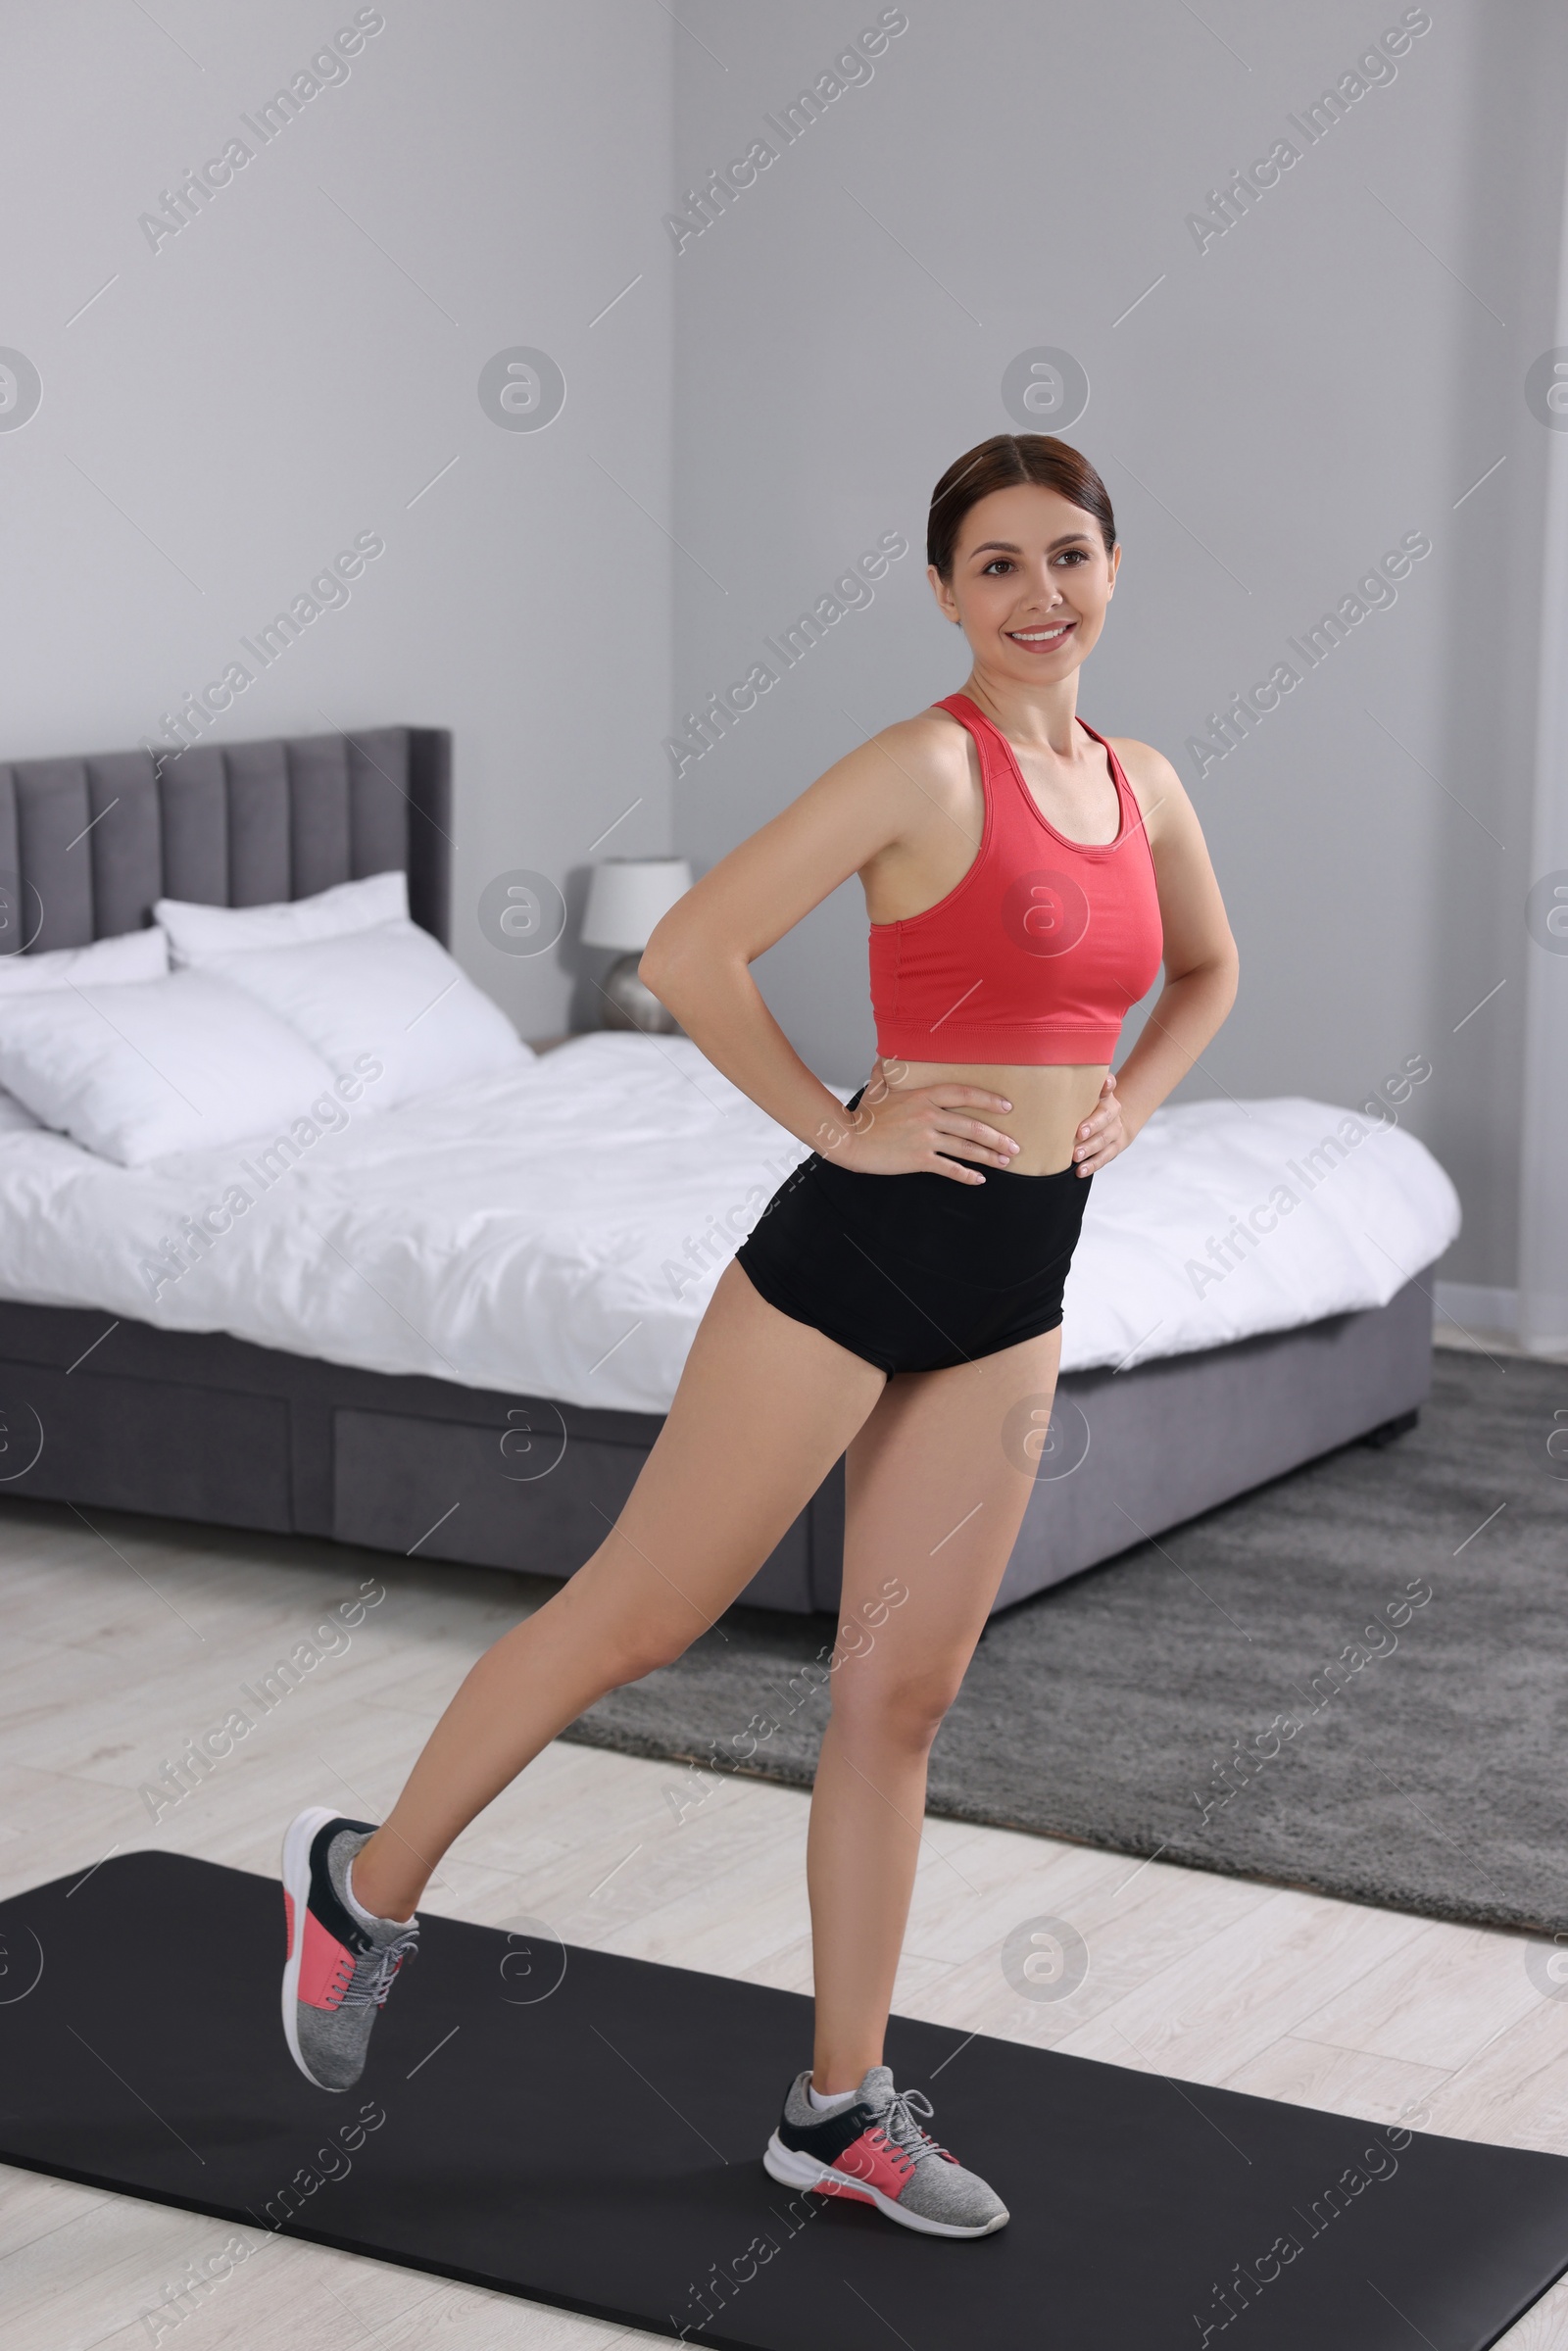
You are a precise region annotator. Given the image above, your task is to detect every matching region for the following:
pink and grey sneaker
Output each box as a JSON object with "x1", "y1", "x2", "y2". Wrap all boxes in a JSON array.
[
  {"x1": 763, "y1": 2064, "x2": 1008, "y2": 2238},
  {"x1": 280, "y1": 1806, "x2": 419, "y2": 2091}
]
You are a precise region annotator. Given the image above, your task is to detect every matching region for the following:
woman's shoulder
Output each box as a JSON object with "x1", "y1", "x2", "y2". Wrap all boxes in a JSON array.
[
  {"x1": 826, "y1": 701, "x2": 974, "y2": 790},
  {"x1": 808, "y1": 703, "x2": 979, "y2": 848},
  {"x1": 867, "y1": 700, "x2": 976, "y2": 766},
  {"x1": 1100, "y1": 732, "x2": 1190, "y2": 835}
]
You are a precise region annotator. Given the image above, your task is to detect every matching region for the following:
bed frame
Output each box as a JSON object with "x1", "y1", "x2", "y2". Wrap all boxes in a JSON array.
[{"x1": 0, "y1": 724, "x2": 1431, "y2": 1615}]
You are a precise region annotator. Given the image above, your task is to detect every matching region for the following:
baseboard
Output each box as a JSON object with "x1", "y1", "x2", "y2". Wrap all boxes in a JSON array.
[{"x1": 1434, "y1": 1281, "x2": 1517, "y2": 1335}]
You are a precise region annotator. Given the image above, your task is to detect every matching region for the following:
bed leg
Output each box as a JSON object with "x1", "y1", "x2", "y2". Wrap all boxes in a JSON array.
[{"x1": 1361, "y1": 1406, "x2": 1420, "y2": 1449}]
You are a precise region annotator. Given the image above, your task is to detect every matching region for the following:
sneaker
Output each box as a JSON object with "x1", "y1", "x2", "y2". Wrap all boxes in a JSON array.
[
  {"x1": 762, "y1": 2064, "x2": 1008, "y2": 2238},
  {"x1": 280, "y1": 1806, "x2": 419, "y2": 2091}
]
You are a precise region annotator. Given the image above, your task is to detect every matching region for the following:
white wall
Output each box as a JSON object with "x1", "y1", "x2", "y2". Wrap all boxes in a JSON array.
[
  {"x1": 0, "y1": 0, "x2": 675, "y2": 1041},
  {"x1": 669, "y1": 0, "x2": 1568, "y2": 1308}
]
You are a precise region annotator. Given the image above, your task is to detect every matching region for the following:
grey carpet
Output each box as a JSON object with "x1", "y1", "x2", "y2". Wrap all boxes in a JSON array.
[{"x1": 561, "y1": 1348, "x2": 1568, "y2": 1938}]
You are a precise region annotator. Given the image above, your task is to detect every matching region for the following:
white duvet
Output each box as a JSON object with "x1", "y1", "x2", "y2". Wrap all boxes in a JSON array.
[{"x1": 0, "y1": 1033, "x2": 1458, "y2": 1413}]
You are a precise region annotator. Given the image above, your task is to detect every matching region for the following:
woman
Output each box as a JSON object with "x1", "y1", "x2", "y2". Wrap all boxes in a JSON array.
[{"x1": 278, "y1": 432, "x2": 1238, "y2": 2241}]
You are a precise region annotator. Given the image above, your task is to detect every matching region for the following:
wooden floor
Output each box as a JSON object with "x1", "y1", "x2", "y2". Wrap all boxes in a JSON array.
[{"x1": 3, "y1": 1328, "x2": 1566, "y2": 2348}]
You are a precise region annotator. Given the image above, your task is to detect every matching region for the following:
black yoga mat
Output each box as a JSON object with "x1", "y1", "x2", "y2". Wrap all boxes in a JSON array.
[{"x1": 3, "y1": 1853, "x2": 1566, "y2": 2349}]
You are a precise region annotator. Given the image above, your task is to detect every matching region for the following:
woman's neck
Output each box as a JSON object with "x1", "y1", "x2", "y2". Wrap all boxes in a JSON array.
[{"x1": 956, "y1": 668, "x2": 1084, "y2": 758}]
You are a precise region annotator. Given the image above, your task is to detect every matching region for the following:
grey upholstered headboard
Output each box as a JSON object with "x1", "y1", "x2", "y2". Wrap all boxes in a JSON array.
[{"x1": 0, "y1": 725, "x2": 451, "y2": 956}]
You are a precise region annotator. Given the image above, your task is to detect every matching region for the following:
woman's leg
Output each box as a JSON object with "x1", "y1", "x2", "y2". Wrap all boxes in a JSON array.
[
  {"x1": 806, "y1": 1324, "x2": 1063, "y2": 2090},
  {"x1": 352, "y1": 1261, "x2": 887, "y2": 1920}
]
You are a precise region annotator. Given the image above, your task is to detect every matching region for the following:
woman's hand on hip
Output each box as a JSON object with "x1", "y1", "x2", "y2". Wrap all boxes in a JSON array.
[
  {"x1": 817, "y1": 1078, "x2": 1020, "y2": 1183},
  {"x1": 1071, "y1": 1072, "x2": 1135, "y2": 1176}
]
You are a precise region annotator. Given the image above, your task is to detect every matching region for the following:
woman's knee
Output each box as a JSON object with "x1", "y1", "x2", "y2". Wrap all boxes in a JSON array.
[
  {"x1": 605, "y1": 1622, "x2": 697, "y2": 1686},
  {"x1": 832, "y1": 1662, "x2": 965, "y2": 1753},
  {"x1": 554, "y1": 1562, "x2": 699, "y2": 1687}
]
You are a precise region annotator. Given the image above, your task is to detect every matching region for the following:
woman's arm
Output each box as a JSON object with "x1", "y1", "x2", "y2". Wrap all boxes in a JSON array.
[
  {"x1": 1069, "y1": 747, "x2": 1240, "y2": 1176},
  {"x1": 639, "y1": 726, "x2": 1021, "y2": 1180}
]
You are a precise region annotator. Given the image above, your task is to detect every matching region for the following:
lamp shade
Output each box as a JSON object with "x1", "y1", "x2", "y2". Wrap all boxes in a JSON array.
[{"x1": 580, "y1": 857, "x2": 693, "y2": 952}]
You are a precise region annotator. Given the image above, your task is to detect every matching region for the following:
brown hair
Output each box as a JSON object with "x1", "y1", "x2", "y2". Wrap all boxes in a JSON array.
[{"x1": 927, "y1": 434, "x2": 1116, "y2": 578}]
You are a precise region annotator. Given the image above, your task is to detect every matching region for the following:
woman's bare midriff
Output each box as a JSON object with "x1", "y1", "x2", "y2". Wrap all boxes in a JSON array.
[{"x1": 864, "y1": 1057, "x2": 1108, "y2": 1177}]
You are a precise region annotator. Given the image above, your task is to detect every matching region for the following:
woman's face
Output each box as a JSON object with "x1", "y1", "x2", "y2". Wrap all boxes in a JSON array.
[{"x1": 929, "y1": 481, "x2": 1119, "y2": 682}]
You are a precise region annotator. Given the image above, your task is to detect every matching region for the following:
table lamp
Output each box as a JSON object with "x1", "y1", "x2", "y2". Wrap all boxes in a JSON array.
[{"x1": 581, "y1": 857, "x2": 694, "y2": 1031}]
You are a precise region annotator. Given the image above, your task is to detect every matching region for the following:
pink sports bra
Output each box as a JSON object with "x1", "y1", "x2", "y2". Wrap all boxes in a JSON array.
[{"x1": 867, "y1": 692, "x2": 1164, "y2": 1065}]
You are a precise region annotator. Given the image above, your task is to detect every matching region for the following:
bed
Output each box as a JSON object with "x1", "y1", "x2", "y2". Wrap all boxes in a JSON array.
[{"x1": 0, "y1": 725, "x2": 1458, "y2": 1614}]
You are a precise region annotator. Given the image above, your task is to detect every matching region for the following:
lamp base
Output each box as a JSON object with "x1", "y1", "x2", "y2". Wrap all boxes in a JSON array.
[{"x1": 599, "y1": 952, "x2": 682, "y2": 1035}]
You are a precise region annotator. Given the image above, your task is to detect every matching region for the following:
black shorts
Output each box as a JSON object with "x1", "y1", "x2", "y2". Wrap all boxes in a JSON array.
[{"x1": 732, "y1": 1087, "x2": 1093, "y2": 1376}]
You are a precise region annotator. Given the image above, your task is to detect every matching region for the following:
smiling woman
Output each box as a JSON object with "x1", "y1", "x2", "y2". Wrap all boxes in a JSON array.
[{"x1": 310, "y1": 429, "x2": 1238, "y2": 2245}]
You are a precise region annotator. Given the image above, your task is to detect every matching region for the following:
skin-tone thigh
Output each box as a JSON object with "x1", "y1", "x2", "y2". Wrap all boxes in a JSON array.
[
  {"x1": 806, "y1": 1323, "x2": 1061, "y2": 2088},
  {"x1": 352, "y1": 1259, "x2": 887, "y2": 1920}
]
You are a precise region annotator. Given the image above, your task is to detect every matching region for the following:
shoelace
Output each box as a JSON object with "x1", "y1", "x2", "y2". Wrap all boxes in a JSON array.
[
  {"x1": 339, "y1": 1927, "x2": 419, "y2": 2011},
  {"x1": 866, "y1": 2086, "x2": 952, "y2": 2177}
]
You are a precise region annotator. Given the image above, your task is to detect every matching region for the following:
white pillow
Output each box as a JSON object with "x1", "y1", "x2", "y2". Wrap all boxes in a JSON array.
[
  {"x1": 0, "y1": 926, "x2": 168, "y2": 990},
  {"x1": 0, "y1": 970, "x2": 347, "y2": 1166},
  {"x1": 156, "y1": 870, "x2": 408, "y2": 964},
  {"x1": 201, "y1": 921, "x2": 531, "y2": 1108},
  {"x1": 0, "y1": 935, "x2": 170, "y2": 1143}
]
